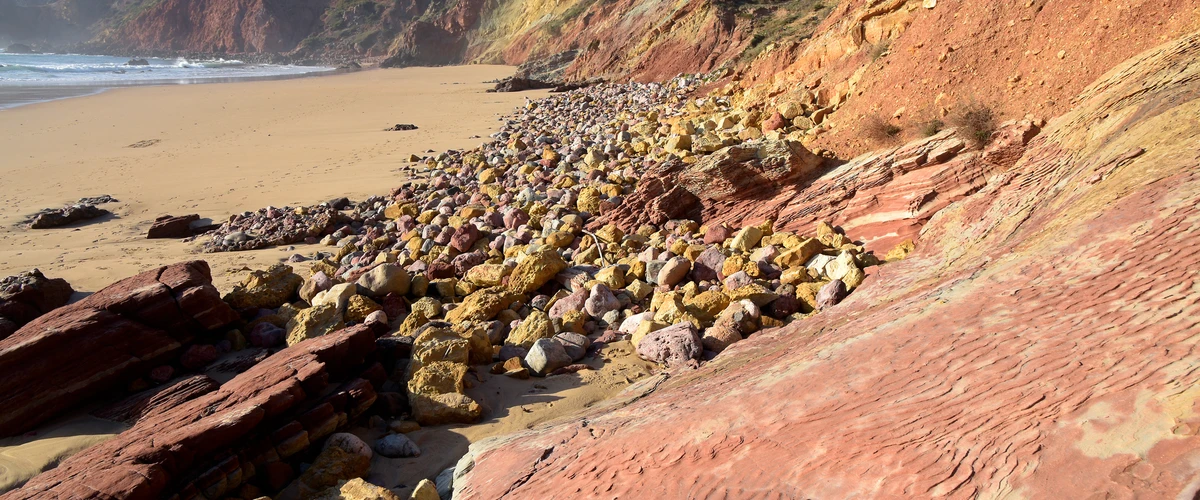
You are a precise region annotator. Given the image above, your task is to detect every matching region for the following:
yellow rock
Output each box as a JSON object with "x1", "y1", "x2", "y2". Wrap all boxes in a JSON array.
[
  {"x1": 730, "y1": 226, "x2": 763, "y2": 252},
  {"x1": 885, "y1": 239, "x2": 916, "y2": 261},
  {"x1": 775, "y1": 238, "x2": 825, "y2": 268},
  {"x1": 669, "y1": 239, "x2": 690, "y2": 256},
  {"x1": 595, "y1": 266, "x2": 627, "y2": 289},
  {"x1": 626, "y1": 279, "x2": 653, "y2": 301},
  {"x1": 728, "y1": 283, "x2": 779, "y2": 306},
  {"x1": 631, "y1": 320, "x2": 666, "y2": 347},
  {"x1": 722, "y1": 254, "x2": 748, "y2": 277},
  {"x1": 445, "y1": 287, "x2": 519, "y2": 324},
  {"x1": 507, "y1": 247, "x2": 568, "y2": 293},
  {"x1": 465, "y1": 263, "x2": 510, "y2": 287},
  {"x1": 410, "y1": 297, "x2": 442, "y2": 318},
  {"x1": 595, "y1": 224, "x2": 624, "y2": 244},
  {"x1": 546, "y1": 231, "x2": 575, "y2": 248},
  {"x1": 417, "y1": 210, "x2": 438, "y2": 224},
  {"x1": 685, "y1": 290, "x2": 730, "y2": 319},
  {"x1": 507, "y1": 310, "x2": 554, "y2": 348},
  {"x1": 628, "y1": 260, "x2": 647, "y2": 280},
  {"x1": 577, "y1": 186, "x2": 603, "y2": 214},
  {"x1": 396, "y1": 309, "x2": 430, "y2": 337},
  {"x1": 781, "y1": 267, "x2": 815, "y2": 285}
]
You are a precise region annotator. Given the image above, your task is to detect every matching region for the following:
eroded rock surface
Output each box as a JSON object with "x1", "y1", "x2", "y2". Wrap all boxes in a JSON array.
[
  {"x1": 452, "y1": 32, "x2": 1200, "y2": 499},
  {"x1": 0, "y1": 261, "x2": 237, "y2": 437},
  {"x1": 5, "y1": 325, "x2": 379, "y2": 499}
]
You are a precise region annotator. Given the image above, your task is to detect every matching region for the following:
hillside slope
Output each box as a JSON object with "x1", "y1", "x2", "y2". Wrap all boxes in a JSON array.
[{"x1": 452, "y1": 30, "x2": 1200, "y2": 498}]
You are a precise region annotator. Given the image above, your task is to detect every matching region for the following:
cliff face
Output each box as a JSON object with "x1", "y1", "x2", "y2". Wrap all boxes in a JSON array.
[
  {"x1": 102, "y1": 0, "x2": 330, "y2": 54},
  {"x1": 731, "y1": 0, "x2": 1200, "y2": 158},
  {"x1": 452, "y1": 30, "x2": 1200, "y2": 497}
]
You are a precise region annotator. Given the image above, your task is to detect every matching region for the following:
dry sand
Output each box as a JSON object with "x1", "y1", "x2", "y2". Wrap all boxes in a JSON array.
[
  {"x1": 0, "y1": 65, "x2": 660, "y2": 495},
  {"x1": 0, "y1": 65, "x2": 544, "y2": 292}
]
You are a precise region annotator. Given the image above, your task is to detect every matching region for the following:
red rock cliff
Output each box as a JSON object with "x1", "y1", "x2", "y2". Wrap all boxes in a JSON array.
[{"x1": 452, "y1": 30, "x2": 1200, "y2": 498}]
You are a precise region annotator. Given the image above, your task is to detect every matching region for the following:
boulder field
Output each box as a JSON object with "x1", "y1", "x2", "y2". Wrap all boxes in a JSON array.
[{"x1": 447, "y1": 31, "x2": 1200, "y2": 498}]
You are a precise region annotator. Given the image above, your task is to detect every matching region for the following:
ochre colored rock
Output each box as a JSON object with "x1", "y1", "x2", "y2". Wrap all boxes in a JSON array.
[
  {"x1": 345, "y1": 295, "x2": 383, "y2": 323},
  {"x1": 445, "y1": 287, "x2": 519, "y2": 324},
  {"x1": 286, "y1": 303, "x2": 346, "y2": 345},
  {"x1": 506, "y1": 247, "x2": 568, "y2": 293},
  {"x1": 312, "y1": 478, "x2": 402, "y2": 500},
  {"x1": 677, "y1": 140, "x2": 822, "y2": 202},
  {"x1": 506, "y1": 310, "x2": 554, "y2": 349},
  {"x1": 293, "y1": 433, "x2": 373, "y2": 498},
  {"x1": 223, "y1": 263, "x2": 303, "y2": 310}
]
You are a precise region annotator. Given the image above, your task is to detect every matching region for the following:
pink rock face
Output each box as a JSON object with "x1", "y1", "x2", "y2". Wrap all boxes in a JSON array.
[{"x1": 452, "y1": 33, "x2": 1200, "y2": 498}]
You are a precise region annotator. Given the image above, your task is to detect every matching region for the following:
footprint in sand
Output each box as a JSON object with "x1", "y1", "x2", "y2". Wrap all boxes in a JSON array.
[{"x1": 126, "y1": 139, "x2": 160, "y2": 149}]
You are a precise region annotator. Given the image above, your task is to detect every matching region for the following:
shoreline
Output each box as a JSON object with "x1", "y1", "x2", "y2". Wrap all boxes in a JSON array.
[
  {"x1": 0, "y1": 64, "x2": 544, "y2": 292},
  {"x1": 0, "y1": 63, "x2": 353, "y2": 111}
]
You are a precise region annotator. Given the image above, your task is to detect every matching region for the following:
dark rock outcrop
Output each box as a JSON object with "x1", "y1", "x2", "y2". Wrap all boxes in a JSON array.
[
  {"x1": 91, "y1": 374, "x2": 220, "y2": 424},
  {"x1": 146, "y1": 214, "x2": 200, "y2": 239},
  {"x1": 3, "y1": 43, "x2": 33, "y2": 53},
  {"x1": 29, "y1": 204, "x2": 109, "y2": 229},
  {"x1": 0, "y1": 269, "x2": 74, "y2": 340},
  {"x1": 0, "y1": 261, "x2": 238, "y2": 437}
]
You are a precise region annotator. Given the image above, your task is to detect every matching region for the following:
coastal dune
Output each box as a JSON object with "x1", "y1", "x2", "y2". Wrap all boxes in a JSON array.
[{"x1": 0, "y1": 65, "x2": 542, "y2": 291}]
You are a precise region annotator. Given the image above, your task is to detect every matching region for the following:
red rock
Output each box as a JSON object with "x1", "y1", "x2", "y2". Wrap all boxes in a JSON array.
[
  {"x1": 815, "y1": 279, "x2": 846, "y2": 309},
  {"x1": 452, "y1": 33, "x2": 1200, "y2": 498},
  {"x1": 702, "y1": 224, "x2": 732, "y2": 244},
  {"x1": 92, "y1": 375, "x2": 219, "y2": 424},
  {"x1": 449, "y1": 224, "x2": 481, "y2": 253},
  {"x1": 180, "y1": 344, "x2": 219, "y2": 370},
  {"x1": 7, "y1": 326, "x2": 378, "y2": 499},
  {"x1": 589, "y1": 160, "x2": 702, "y2": 232},
  {"x1": 146, "y1": 214, "x2": 200, "y2": 239},
  {"x1": 0, "y1": 269, "x2": 74, "y2": 340},
  {"x1": 0, "y1": 261, "x2": 237, "y2": 438},
  {"x1": 760, "y1": 111, "x2": 786, "y2": 132}
]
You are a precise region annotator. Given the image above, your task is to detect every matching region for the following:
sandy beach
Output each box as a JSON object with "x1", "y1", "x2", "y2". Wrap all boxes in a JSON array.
[
  {"x1": 0, "y1": 65, "x2": 670, "y2": 494},
  {"x1": 0, "y1": 65, "x2": 544, "y2": 292}
]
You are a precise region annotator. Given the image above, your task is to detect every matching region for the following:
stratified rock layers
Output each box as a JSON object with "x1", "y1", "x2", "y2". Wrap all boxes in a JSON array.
[
  {"x1": 453, "y1": 32, "x2": 1200, "y2": 499},
  {"x1": 0, "y1": 261, "x2": 237, "y2": 437},
  {"x1": 4, "y1": 325, "x2": 378, "y2": 499}
]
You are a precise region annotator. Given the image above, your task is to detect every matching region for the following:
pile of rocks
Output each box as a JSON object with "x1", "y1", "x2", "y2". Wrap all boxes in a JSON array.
[{"x1": 192, "y1": 76, "x2": 883, "y2": 432}]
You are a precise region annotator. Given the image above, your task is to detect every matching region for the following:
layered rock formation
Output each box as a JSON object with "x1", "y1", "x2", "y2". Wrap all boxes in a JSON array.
[
  {"x1": 0, "y1": 261, "x2": 237, "y2": 437},
  {"x1": 4, "y1": 325, "x2": 379, "y2": 499},
  {"x1": 452, "y1": 31, "x2": 1200, "y2": 498}
]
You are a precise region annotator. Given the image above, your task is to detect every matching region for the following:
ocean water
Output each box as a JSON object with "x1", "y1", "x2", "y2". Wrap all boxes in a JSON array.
[{"x1": 0, "y1": 52, "x2": 334, "y2": 108}]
